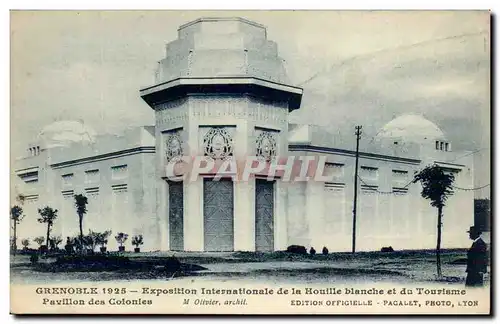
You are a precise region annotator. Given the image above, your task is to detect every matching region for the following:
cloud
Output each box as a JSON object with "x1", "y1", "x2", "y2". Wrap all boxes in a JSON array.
[
  {"x1": 291, "y1": 28, "x2": 489, "y2": 150},
  {"x1": 10, "y1": 11, "x2": 490, "y2": 190}
]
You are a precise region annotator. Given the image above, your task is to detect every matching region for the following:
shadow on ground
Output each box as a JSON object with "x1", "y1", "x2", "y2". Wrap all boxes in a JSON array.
[{"x1": 10, "y1": 249, "x2": 476, "y2": 285}]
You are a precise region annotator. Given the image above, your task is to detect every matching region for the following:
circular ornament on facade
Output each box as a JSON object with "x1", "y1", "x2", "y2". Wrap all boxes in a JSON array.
[
  {"x1": 204, "y1": 128, "x2": 234, "y2": 160},
  {"x1": 165, "y1": 132, "x2": 183, "y2": 162},
  {"x1": 256, "y1": 132, "x2": 277, "y2": 161}
]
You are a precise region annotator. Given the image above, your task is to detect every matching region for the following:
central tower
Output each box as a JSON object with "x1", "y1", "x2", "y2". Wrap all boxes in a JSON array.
[{"x1": 140, "y1": 17, "x2": 302, "y2": 252}]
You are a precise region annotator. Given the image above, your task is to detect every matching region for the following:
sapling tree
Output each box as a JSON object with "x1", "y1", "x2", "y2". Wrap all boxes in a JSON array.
[
  {"x1": 115, "y1": 232, "x2": 129, "y2": 251},
  {"x1": 413, "y1": 164, "x2": 455, "y2": 279},
  {"x1": 37, "y1": 206, "x2": 58, "y2": 249}
]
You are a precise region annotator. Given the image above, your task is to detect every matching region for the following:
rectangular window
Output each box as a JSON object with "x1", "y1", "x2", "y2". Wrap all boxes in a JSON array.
[
  {"x1": 324, "y1": 182, "x2": 348, "y2": 234},
  {"x1": 20, "y1": 171, "x2": 38, "y2": 183},
  {"x1": 61, "y1": 190, "x2": 74, "y2": 199},
  {"x1": 392, "y1": 187, "x2": 409, "y2": 195},
  {"x1": 84, "y1": 169, "x2": 99, "y2": 183},
  {"x1": 24, "y1": 194, "x2": 39, "y2": 203},
  {"x1": 111, "y1": 183, "x2": 128, "y2": 193},
  {"x1": 445, "y1": 143, "x2": 449, "y2": 151},
  {"x1": 360, "y1": 166, "x2": 378, "y2": 180},
  {"x1": 360, "y1": 184, "x2": 379, "y2": 235},
  {"x1": 324, "y1": 182, "x2": 345, "y2": 191},
  {"x1": 436, "y1": 141, "x2": 439, "y2": 150},
  {"x1": 360, "y1": 184, "x2": 378, "y2": 193},
  {"x1": 324, "y1": 163, "x2": 344, "y2": 178},
  {"x1": 111, "y1": 165, "x2": 128, "y2": 180},
  {"x1": 392, "y1": 170, "x2": 408, "y2": 185},
  {"x1": 392, "y1": 170, "x2": 408, "y2": 177},
  {"x1": 391, "y1": 193, "x2": 410, "y2": 233},
  {"x1": 85, "y1": 187, "x2": 99, "y2": 197},
  {"x1": 440, "y1": 142, "x2": 444, "y2": 151},
  {"x1": 61, "y1": 173, "x2": 74, "y2": 186},
  {"x1": 112, "y1": 184, "x2": 129, "y2": 224}
]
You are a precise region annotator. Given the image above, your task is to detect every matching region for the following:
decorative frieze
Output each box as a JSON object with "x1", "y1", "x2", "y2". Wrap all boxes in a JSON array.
[
  {"x1": 155, "y1": 98, "x2": 188, "y2": 111},
  {"x1": 155, "y1": 98, "x2": 189, "y2": 129},
  {"x1": 248, "y1": 97, "x2": 288, "y2": 125},
  {"x1": 190, "y1": 96, "x2": 247, "y2": 119},
  {"x1": 189, "y1": 96, "x2": 288, "y2": 125}
]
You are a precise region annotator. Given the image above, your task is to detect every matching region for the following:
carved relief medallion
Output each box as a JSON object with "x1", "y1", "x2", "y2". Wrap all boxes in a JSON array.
[
  {"x1": 256, "y1": 131, "x2": 277, "y2": 161},
  {"x1": 165, "y1": 131, "x2": 183, "y2": 162},
  {"x1": 203, "y1": 128, "x2": 234, "y2": 160}
]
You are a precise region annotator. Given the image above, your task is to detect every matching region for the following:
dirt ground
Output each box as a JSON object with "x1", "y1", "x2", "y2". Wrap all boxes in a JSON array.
[{"x1": 10, "y1": 249, "x2": 488, "y2": 287}]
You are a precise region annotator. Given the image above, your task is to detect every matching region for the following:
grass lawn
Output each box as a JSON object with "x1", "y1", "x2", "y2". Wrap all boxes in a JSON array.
[{"x1": 10, "y1": 249, "x2": 482, "y2": 286}]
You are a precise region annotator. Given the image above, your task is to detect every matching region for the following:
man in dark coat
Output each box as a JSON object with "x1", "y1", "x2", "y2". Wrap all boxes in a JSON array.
[{"x1": 465, "y1": 226, "x2": 488, "y2": 287}]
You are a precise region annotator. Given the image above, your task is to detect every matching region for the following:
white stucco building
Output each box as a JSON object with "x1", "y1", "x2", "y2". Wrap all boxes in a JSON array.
[{"x1": 12, "y1": 17, "x2": 475, "y2": 252}]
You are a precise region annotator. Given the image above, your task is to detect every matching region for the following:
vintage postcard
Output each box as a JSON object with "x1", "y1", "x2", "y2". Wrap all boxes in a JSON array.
[{"x1": 9, "y1": 10, "x2": 491, "y2": 315}]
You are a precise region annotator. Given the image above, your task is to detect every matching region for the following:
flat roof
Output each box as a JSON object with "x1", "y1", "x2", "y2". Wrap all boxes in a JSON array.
[
  {"x1": 178, "y1": 17, "x2": 266, "y2": 31},
  {"x1": 140, "y1": 77, "x2": 303, "y2": 111}
]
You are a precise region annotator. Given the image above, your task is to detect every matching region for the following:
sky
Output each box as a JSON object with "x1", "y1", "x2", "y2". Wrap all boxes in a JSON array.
[{"x1": 10, "y1": 10, "x2": 491, "y2": 197}]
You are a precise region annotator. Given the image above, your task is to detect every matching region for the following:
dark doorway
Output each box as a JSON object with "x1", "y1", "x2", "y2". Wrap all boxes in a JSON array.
[
  {"x1": 168, "y1": 181, "x2": 184, "y2": 251},
  {"x1": 203, "y1": 178, "x2": 234, "y2": 252},
  {"x1": 255, "y1": 179, "x2": 275, "y2": 251}
]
